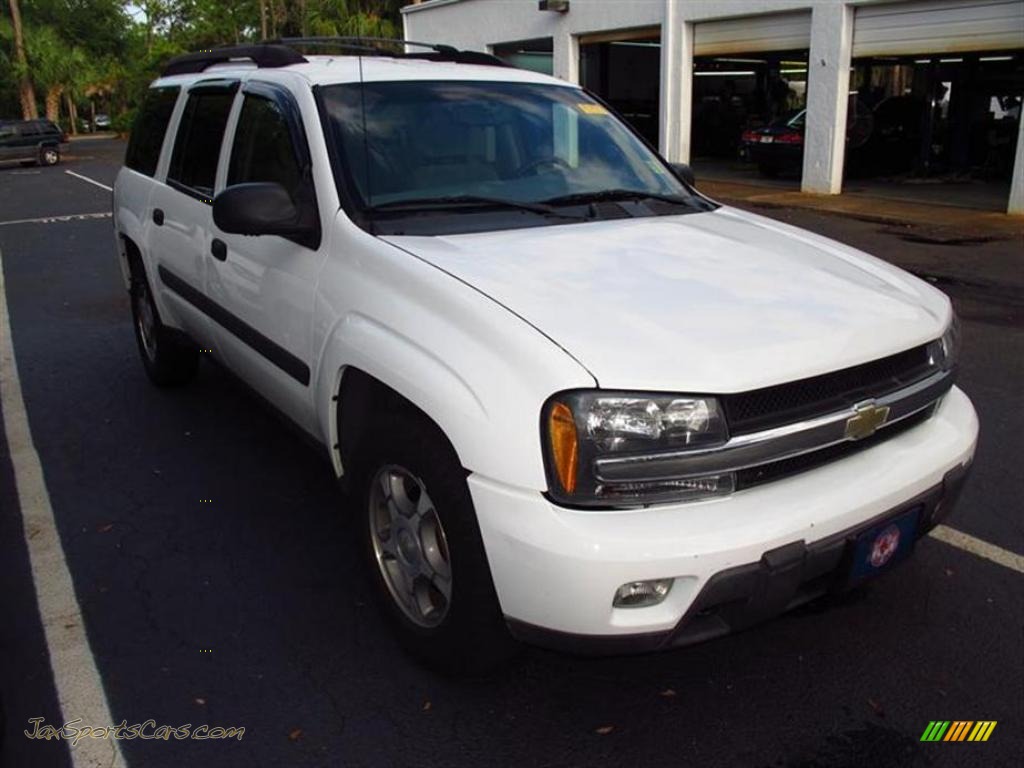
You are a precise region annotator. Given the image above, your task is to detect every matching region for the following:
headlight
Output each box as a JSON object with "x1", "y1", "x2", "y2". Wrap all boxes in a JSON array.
[
  {"x1": 929, "y1": 313, "x2": 960, "y2": 371},
  {"x1": 542, "y1": 391, "x2": 732, "y2": 507}
]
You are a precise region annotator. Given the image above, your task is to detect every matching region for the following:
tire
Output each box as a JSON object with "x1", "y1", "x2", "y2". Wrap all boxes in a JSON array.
[
  {"x1": 129, "y1": 260, "x2": 199, "y2": 387},
  {"x1": 354, "y1": 406, "x2": 516, "y2": 675},
  {"x1": 39, "y1": 146, "x2": 60, "y2": 166}
]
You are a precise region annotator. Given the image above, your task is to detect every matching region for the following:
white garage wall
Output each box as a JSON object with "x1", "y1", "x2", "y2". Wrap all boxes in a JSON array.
[{"x1": 403, "y1": 0, "x2": 665, "y2": 82}]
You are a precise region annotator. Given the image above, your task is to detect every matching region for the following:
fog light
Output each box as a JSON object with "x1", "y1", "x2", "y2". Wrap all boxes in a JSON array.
[{"x1": 613, "y1": 578, "x2": 673, "y2": 608}]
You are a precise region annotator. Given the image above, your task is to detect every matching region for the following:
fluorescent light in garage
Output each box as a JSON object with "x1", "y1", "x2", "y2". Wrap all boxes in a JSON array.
[{"x1": 695, "y1": 70, "x2": 756, "y2": 77}]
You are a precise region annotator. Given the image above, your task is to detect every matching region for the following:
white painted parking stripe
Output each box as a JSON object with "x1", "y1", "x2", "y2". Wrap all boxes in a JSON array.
[
  {"x1": 0, "y1": 212, "x2": 112, "y2": 227},
  {"x1": 929, "y1": 524, "x2": 1024, "y2": 575},
  {"x1": 64, "y1": 170, "x2": 113, "y2": 193},
  {"x1": 0, "y1": 248, "x2": 126, "y2": 768}
]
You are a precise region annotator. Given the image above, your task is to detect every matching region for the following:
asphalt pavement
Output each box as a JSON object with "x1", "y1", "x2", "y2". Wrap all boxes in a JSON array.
[{"x1": 1, "y1": 139, "x2": 1021, "y2": 768}]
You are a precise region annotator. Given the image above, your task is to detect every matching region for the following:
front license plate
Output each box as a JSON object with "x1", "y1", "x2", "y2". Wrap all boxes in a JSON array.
[{"x1": 846, "y1": 506, "x2": 921, "y2": 586}]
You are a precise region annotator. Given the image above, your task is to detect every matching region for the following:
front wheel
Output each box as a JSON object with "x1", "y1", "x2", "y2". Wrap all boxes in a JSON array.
[
  {"x1": 129, "y1": 264, "x2": 198, "y2": 387},
  {"x1": 355, "y1": 409, "x2": 516, "y2": 674},
  {"x1": 39, "y1": 146, "x2": 60, "y2": 166}
]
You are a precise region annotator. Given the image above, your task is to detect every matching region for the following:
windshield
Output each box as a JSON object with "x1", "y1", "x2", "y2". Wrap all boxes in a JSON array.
[{"x1": 318, "y1": 80, "x2": 710, "y2": 234}]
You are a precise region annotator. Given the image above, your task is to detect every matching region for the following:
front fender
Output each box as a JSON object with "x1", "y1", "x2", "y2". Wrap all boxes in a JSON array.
[{"x1": 312, "y1": 216, "x2": 594, "y2": 492}]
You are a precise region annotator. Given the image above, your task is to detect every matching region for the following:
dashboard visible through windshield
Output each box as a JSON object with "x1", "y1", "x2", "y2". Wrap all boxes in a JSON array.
[{"x1": 317, "y1": 80, "x2": 714, "y2": 235}]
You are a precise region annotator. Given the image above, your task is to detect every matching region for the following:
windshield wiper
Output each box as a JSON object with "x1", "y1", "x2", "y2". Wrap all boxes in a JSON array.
[
  {"x1": 541, "y1": 189, "x2": 696, "y2": 208},
  {"x1": 366, "y1": 195, "x2": 586, "y2": 220}
]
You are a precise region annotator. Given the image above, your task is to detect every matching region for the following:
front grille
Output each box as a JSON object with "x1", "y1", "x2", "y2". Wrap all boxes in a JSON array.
[
  {"x1": 734, "y1": 405, "x2": 934, "y2": 491},
  {"x1": 722, "y1": 344, "x2": 934, "y2": 435}
]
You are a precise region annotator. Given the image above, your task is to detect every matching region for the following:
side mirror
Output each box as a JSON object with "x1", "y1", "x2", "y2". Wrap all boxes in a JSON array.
[
  {"x1": 213, "y1": 182, "x2": 308, "y2": 238},
  {"x1": 669, "y1": 162, "x2": 695, "y2": 187}
]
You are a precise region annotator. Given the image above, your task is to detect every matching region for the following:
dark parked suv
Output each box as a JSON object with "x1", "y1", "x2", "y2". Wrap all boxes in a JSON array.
[{"x1": 0, "y1": 119, "x2": 67, "y2": 167}]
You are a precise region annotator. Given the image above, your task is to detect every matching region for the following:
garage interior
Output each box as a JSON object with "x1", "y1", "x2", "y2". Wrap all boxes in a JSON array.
[
  {"x1": 579, "y1": 30, "x2": 662, "y2": 148},
  {"x1": 565, "y1": 5, "x2": 1021, "y2": 213}
]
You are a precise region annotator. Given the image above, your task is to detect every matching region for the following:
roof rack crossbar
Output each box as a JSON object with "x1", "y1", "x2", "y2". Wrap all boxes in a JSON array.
[
  {"x1": 161, "y1": 44, "x2": 307, "y2": 77},
  {"x1": 268, "y1": 36, "x2": 459, "y2": 54},
  {"x1": 265, "y1": 36, "x2": 509, "y2": 67}
]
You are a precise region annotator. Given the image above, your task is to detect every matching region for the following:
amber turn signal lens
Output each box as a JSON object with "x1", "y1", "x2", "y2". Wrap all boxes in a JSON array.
[{"x1": 548, "y1": 402, "x2": 579, "y2": 494}]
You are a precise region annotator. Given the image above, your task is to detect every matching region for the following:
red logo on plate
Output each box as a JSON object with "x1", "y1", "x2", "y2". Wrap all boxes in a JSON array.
[{"x1": 870, "y1": 524, "x2": 901, "y2": 567}]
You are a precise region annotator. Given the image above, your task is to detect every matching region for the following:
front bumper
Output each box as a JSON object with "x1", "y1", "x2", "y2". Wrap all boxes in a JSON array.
[{"x1": 468, "y1": 387, "x2": 978, "y2": 653}]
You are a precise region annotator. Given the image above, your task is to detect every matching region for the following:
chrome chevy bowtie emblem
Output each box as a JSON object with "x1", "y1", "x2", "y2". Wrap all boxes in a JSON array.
[{"x1": 845, "y1": 401, "x2": 891, "y2": 441}]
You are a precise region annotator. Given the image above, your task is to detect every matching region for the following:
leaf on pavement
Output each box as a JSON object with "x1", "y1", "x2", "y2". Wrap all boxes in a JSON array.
[
  {"x1": 288, "y1": 728, "x2": 303, "y2": 742},
  {"x1": 595, "y1": 725, "x2": 614, "y2": 735},
  {"x1": 659, "y1": 688, "x2": 677, "y2": 698},
  {"x1": 97, "y1": 523, "x2": 114, "y2": 533}
]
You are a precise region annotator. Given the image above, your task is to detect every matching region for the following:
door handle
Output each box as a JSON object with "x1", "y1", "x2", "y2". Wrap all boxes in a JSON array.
[
  {"x1": 152, "y1": 208, "x2": 164, "y2": 226},
  {"x1": 211, "y1": 238, "x2": 227, "y2": 261}
]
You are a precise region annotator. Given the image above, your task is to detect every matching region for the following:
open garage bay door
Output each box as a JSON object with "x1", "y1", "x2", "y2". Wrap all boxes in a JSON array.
[
  {"x1": 854, "y1": 0, "x2": 1024, "y2": 57},
  {"x1": 694, "y1": 11, "x2": 811, "y2": 56}
]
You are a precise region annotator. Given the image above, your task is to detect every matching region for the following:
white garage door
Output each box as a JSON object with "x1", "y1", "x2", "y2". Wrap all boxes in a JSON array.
[
  {"x1": 693, "y1": 11, "x2": 812, "y2": 56},
  {"x1": 854, "y1": 0, "x2": 1024, "y2": 57}
]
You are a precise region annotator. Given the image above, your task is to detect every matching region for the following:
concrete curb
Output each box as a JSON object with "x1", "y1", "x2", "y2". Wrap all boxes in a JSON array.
[{"x1": 700, "y1": 180, "x2": 1024, "y2": 240}]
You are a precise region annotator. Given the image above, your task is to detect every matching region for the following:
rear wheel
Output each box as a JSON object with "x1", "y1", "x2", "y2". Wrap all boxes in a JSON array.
[
  {"x1": 39, "y1": 146, "x2": 60, "y2": 166},
  {"x1": 355, "y1": 408, "x2": 516, "y2": 675},
  {"x1": 129, "y1": 261, "x2": 198, "y2": 387}
]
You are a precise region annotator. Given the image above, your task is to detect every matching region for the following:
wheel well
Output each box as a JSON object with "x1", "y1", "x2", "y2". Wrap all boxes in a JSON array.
[
  {"x1": 335, "y1": 367, "x2": 463, "y2": 486},
  {"x1": 121, "y1": 235, "x2": 143, "y2": 277}
]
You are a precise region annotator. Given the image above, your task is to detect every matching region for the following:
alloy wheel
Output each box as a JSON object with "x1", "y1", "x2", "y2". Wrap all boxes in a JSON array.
[{"x1": 368, "y1": 464, "x2": 452, "y2": 628}]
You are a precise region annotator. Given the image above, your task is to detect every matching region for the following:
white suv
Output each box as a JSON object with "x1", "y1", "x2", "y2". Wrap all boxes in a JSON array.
[{"x1": 113, "y1": 42, "x2": 978, "y2": 672}]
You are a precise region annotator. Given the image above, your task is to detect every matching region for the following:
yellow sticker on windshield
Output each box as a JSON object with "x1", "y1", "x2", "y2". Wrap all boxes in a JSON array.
[{"x1": 578, "y1": 103, "x2": 609, "y2": 115}]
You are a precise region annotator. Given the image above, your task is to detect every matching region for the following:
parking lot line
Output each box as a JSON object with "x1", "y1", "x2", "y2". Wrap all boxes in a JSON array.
[
  {"x1": 0, "y1": 248, "x2": 127, "y2": 768},
  {"x1": 64, "y1": 170, "x2": 113, "y2": 193},
  {"x1": 929, "y1": 524, "x2": 1024, "y2": 575},
  {"x1": 0, "y1": 212, "x2": 113, "y2": 227}
]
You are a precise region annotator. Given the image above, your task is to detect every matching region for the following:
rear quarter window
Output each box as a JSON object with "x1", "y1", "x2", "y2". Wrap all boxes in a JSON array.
[{"x1": 125, "y1": 86, "x2": 181, "y2": 177}]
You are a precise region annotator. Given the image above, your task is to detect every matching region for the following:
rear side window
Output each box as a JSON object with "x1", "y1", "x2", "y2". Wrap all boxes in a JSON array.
[
  {"x1": 167, "y1": 88, "x2": 235, "y2": 199},
  {"x1": 17, "y1": 122, "x2": 40, "y2": 137},
  {"x1": 125, "y1": 87, "x2": 180, "y2": 177},
  {"x1": 228, "y1": 95, "x2": 303, "y2": 193}
]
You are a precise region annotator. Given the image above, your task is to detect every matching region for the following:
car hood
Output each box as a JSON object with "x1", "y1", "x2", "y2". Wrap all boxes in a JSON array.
[{"x1": 383, "y1": 207, "x2": 951, "y2": 393}]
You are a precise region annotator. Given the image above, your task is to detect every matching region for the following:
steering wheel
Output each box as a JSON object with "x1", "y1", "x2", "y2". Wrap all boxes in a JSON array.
[{"x1": 517, "y1": 156, "x2": 572, "y2": 176}]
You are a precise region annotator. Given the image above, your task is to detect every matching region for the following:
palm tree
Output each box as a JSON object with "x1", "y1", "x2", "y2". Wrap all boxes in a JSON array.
[
  {"x1": 26, "y1": 25, "x2": 72, "y2": 123},
  {"x1": 6, "y1": 0, "x2": 38, "y2": 118}
]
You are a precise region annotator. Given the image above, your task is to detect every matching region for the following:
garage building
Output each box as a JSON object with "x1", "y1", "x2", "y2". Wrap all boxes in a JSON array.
[{"x1": 402, "y1": 0, "x2": 1024, "y2": 214}]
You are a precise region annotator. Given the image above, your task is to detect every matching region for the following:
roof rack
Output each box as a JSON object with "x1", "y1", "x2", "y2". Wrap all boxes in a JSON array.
[
  {"x1": 162, "y1": 44, "x2": 307, "y2": 77},
  {"x1": 160, "y1": 38, "x2": 510, "y2": 77},
  {"x1": 270, "y1": 36, "x2": 510, "y2": 68}
]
